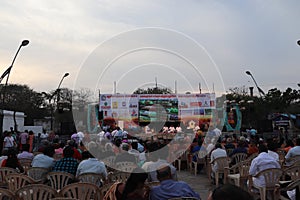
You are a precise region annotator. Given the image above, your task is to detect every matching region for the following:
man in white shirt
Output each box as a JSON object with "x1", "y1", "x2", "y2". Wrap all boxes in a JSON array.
[
  {"x1": 32, "y1": 145, "x2": 55, "y2": 169},
  {"x1": 267, "y1": 141, "x2": 279, "y2": 162},
  {"x1": 249, "y1": 144, "x2": 281, "y2": 187},
  {"x1": 210, "y1": 143, "x2": 227, "y2": 173},
  {"x1": 76, "y1": 150, "x2": 107, "y2": 178},
  {"x1": 18, "y1": 144, "x2": 34, "y2": 160},
  {"x1": 3, "y1": 132, "x2": 16, "y2": 149}
]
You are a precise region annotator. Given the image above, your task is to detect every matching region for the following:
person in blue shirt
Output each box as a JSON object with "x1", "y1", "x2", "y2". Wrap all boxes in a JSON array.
[{"x1": 149, "y1": 164, "x2": 200, "y2": 200}]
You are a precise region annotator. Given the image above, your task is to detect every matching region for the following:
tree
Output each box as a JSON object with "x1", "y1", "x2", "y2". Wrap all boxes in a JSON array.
[
  {"x1": 133, "y1": 87, "x2": 172, "y2": 94},
  {"x1": 0, "y1": 84, "x2": 47, "y2": 130}
]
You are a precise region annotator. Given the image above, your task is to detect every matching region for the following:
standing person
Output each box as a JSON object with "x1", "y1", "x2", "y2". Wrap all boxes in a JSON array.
[
  {"x1": 40, "y1": 130, "x2": 48, "y2": 141},
  {"x1": 3, "y1": 132, "x2": 17, "y2": 150},
  {"x1": 28, "y1": 131, "x2": 34, "y2": 153},
  {"x1": 19, "y1": 130, "x2": 29, "y2": 151}
]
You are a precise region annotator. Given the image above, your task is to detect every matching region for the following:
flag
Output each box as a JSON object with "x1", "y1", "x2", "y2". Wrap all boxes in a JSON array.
[{"x1": 0, "y1": 66, "x2": 12, "y2": 83}]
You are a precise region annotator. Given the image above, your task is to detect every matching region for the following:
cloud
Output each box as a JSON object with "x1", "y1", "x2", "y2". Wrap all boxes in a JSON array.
[{"x1": 0, "y1": 0, "x2": 299, "y2": 94}]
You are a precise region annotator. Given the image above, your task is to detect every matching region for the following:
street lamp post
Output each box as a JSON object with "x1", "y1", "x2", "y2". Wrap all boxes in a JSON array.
[
  {"x1": 0, "y1": 40, "x2": 29, "y2": 135},
  {"x1": 1, "y1": 40, "x2": 30, "y2": 100},
  {"x1": 55, "y1": 73, "x2": 69, "y2": 134},
  {"x1": 4, "y1": 40, "x2": 30, "y2": 86},
  {"x1": 245, "y1": 70, "x2": 265, "y2": 97}
]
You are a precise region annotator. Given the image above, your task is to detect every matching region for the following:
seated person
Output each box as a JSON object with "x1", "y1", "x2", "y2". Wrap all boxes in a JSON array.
[
  {"x1": 17, "y1": 144, "x2": 34, "y2": 160},
  {"x1": 149, "y1": 164, "x2": 200, "y2": 200},
  {"x1": 115, "y1": 143, "x2": 136, "y2": 164},
  {"x1": 53, "y1": 145, "x2": 78, "y2": 176},
  {"x1": 116, "y1": 167, "x2": 149, "y2": 200},
  {"x1": 32, "y1": 145, "x2": 55, "y2": 169},
  {"x1": 76, "y1": 147, "x2": 107, "y2": 178},
  {"x1": 208, "y1": 184, "x2": 254, "y2": 200},
  {"x1": 145, "y1": 148, "x2": 177, "y2": 182},
  {"x1": 1, "y1": 148, "x2": 24, "y2": 173}
]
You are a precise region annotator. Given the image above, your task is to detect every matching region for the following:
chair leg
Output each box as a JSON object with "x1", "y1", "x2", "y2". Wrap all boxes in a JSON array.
[
  {"x1": 178, "y1": 160, "x2": 181, "y2": 172},
  {"x1": 215, "y1": 173, "x2": 219, "y2": 187},
  {"x1": 259, "y1": 188, "x2": 266, "y2": 200},
  {"x1": 194, "y1": 163, "x2": 197, "y2": 176}
]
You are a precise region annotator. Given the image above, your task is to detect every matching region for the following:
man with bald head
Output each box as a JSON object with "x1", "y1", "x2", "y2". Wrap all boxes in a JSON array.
[{"x1": 149, "y1": 164, "x2": 200, "y2": 200}]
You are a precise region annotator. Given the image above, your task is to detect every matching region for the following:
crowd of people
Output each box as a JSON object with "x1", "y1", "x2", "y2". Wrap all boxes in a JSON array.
[{"x1": 0, "y1": 123, "x2": 297, "y2": 199}]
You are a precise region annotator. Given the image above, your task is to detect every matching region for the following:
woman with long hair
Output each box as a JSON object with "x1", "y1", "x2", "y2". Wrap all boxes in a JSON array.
[
  {"x1": 118, "y1": 167, "x2": 148, "y2": 200},
  {"x1": 1, "y1": 148, "x2": 24, "y2": 173}
]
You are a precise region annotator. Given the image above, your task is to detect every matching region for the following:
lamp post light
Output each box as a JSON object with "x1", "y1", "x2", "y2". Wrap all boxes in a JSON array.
[
  {"x1": 297, "y1": 40, "x2": 300, "y2": 46},
  {"x1": 1, "y1": 40, "x2": 30, "y2": 101},
  {"x1": 55, "y1": 73, "x2": 69, "y2": 134},
  {"x1": 3, "y1": 40, "x2": 30, "y2": 86},
  {"x1": 245, "y1": 70, "x2": 265, "y2": 97},
  {"x1": 0, "y1": 40, "x2": 29, "y2": 136},
  {"x1": 56, "y1": 73, "x2": 69, "y2": 103}
]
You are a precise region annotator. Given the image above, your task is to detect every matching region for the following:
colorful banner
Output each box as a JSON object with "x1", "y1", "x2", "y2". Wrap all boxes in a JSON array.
[{"x1": 99, "y1": 93, "x2": 216, "y2": 128}]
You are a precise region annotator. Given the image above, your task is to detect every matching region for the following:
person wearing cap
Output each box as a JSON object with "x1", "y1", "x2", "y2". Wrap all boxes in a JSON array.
[{"x1": 149, "y1": 164, "x2": 200, "y2": 200}]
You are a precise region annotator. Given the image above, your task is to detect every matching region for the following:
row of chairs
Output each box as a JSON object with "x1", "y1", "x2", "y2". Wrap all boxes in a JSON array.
[
  {"x1": 0, "y1": 182, "x2": 103, "y2": 200},
  {"x1": 0, "y1": 167, "x2": 127, "y2": 192}
]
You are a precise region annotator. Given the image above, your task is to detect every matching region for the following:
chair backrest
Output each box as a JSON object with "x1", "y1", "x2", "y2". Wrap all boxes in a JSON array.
[
  {"x1": 77, "y1": 172, "x2": 105, "y2": 187},
  {"x1": 284, "y1": 165, "x2": 300, "y2": 181},
  {"x1": 6, "y1": 173, "x2": 35, "y2": 192},
  {"x1": 27, "y1": 167, "x2": 49, "y2": 182},
  {"x1": 0, "y1": 167, "x2": 18, "y2": 184},
  {"x1": 247, "y1": 152, "x2": 258, "y2": 161},
  {"x1": 193, "y1": 151, "x2": 206, "y2": 165},
  {"x1": 225, "y1": 148, "x2": 234, "y2": 156},
  {"x1": 16, "y1": 184, "x2": 58, "y2": 200},
  {"x1": 115, "y1": 161, "x2": 137, "y2": 172},
  {"x1": 256, "y1": 168, "x2": 283, "y2": 188},
  {"x1": 59, "y1": 182, "x2": 102, "y2": 200},
  {"x1": 287, "y1": 155, "x2": 300, "y2": 165},
  {"x1": 239, "y1": 160, "x2": 251, "y2": 178},
  {"x1": 0, "y1": 188, "x2": 15, "y2": 200},
  {"x1": 102, "y1": 156, "x2": 115, "y2": 166},
  {"x1": 47, "y1": 171, "x2": 75, "y2": 191},
  {"x1": 285, "y1": 179, "x2": 300, "y2": 199},
  {"x1": 19, "y1": 158, "x2": 33, "y2": 165},
  {"x1": 99, "y1": 182, "x2": 114, "y2": 198},
  {"x1": 174, "y1": 150, "x2": 187, "y2": 160},
  {"x1": 19, "y1": 158, "x2": 32, "y2": 173},
  {"x1": 231, "y1": 153, "x2": 248, "y2": 164},
  {"x1": 107, "y1": 171, "x2": 130, "y2": 183},
  {"x1": 212, "y1": 157, "x2": 229, "y2": 172}
]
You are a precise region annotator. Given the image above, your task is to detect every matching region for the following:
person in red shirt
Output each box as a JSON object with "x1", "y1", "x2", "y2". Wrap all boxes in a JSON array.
[{"x1": 66, "y1": 140, "x2": 82, "y2": 161}]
